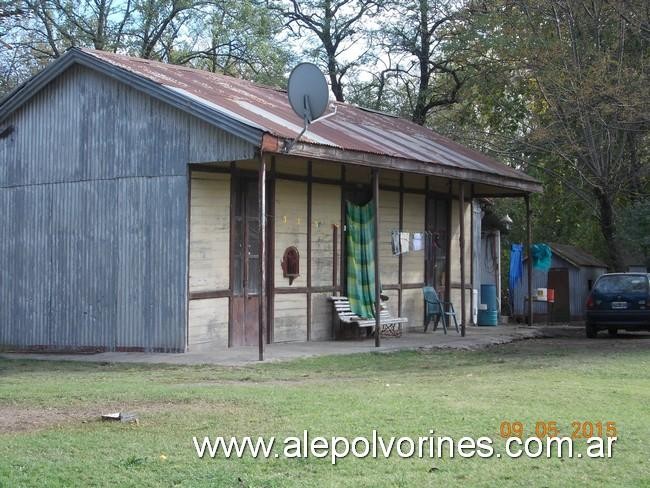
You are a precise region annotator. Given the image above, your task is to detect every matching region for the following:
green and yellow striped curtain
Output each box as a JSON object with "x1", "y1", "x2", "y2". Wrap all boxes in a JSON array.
[{"x1": 346, "y1": 200, "x2": 378, "y2": 319}]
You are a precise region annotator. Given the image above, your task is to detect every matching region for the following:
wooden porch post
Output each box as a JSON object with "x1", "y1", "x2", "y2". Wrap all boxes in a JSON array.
[
  {"x1": 459, "y1": 182, "x2": 466, "y2": 337},
  {"x1": 373, "y1": 169, "x2": 381, "y2": 347},
  {"x1": 258, "y1": 156, "x2": 267, "y2": 360},
  {"x1": 525, "y1": 194, "x2": 533, "y2": 326}
]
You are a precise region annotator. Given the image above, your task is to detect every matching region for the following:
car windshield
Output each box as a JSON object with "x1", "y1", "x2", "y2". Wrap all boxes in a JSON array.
[{"x1": 594, "y1": 275, "x2": 649, "y2": 294}]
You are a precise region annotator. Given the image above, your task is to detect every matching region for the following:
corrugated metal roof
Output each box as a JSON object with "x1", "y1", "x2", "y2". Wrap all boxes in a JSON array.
[
  {"x1": 548, "y1": 243, "x2": 607, "y2": 268},
  {"x1": 0, "y1": 47, "x2": 540, "y2": 191},
  {"x1": 78, "y1": 49, "x2": 539, "y2": 188}
]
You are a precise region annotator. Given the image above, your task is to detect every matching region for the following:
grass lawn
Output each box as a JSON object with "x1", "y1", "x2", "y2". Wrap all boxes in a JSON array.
[{"x1": 1, "y1": 336, "x2": 649, "y2": 487}]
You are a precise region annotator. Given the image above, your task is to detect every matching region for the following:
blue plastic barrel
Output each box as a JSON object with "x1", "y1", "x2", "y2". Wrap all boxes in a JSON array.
[{"x1": 478, "y1": 284, "x2": 498, "y2": 326}]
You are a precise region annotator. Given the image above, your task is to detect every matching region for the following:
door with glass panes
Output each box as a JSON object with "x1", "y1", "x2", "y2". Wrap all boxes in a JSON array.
[
  {"x1": 426, "y1": 197, "x2": 449, "y2": 300},
  {"x1": 231, "y1": 176, "x2": 261, "y2": 346}
]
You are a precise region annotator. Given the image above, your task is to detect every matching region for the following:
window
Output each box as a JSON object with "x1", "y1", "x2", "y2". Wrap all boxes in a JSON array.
[{"x1": 594, "y1": 275, "x2": 649, "y2": 294}]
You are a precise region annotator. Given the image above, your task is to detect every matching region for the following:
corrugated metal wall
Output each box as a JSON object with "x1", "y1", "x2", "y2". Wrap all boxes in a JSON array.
[
  {"x1": 511, "y1": 255, "x2": 606, "y2": 320},
  {"x1": 471, "y1": 201, "x2": 482, "y2": 324},
  {"x1": 0, "y1": 64, "x2": 255, "y2": 351},
  {"x1": 576, "y1": 266, "x2": 606, "y2": 315},
  {"x1": 512, "y1": 256, "x2": 571, "y2": 318},
  {"x1": 479, "y1": 232, "x2": 500, "y2": 293}
]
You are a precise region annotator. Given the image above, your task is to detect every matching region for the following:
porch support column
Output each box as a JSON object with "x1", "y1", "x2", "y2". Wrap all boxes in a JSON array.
[
  {"x1": 373, "y1": 168, "x2": 381, "y2": 347},
  {"x1": 458, "y1": 182, "x2": 466, "y2": 337},
  {"x1": 525, "y1": 194, "x2": 533, "y2": 326},
  {"x1": 258, "y1": 155, "x2": 267, "y2": 361}
]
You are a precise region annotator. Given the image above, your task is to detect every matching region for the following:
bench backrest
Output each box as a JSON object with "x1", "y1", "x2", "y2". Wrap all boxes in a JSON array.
[
  {"x1": 333, "y1": 300, "x2": 352, "y2": 312},
  {"x1": 331, "y1": 296, "x2": 386, "y2": 316}
]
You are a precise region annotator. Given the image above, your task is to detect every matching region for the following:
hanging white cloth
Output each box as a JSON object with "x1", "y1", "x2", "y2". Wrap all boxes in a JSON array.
[
  {"x1": 412, "y1": 232, "x2": 424, "y2": 251},
  {"x1": 391, "y1": 230, "x2": 400, "y2": 255},
  {"x1": 400, "y1": 232, "x2": 410, "y2": 254}
]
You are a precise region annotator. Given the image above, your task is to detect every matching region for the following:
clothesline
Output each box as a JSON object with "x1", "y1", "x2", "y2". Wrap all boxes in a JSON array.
[
  {"x1": 390, "y1": 229, "x2": 434, "y2": 255},
  {"x1": 390, "y1": 229, "x2": 437, "y2": 235}
]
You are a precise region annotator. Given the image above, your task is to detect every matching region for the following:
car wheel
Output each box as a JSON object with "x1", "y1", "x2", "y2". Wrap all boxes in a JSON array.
[
  {"x1": 608, "y1": 328, "x2": 618, "y2": 337},
  {"x1": 586, "y1": 323, "x2": 597, "y2": 338}
]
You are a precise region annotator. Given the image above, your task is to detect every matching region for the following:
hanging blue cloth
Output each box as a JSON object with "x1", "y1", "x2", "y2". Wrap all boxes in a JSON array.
[
  {"x1": 531, "y1": 243, "x2": 552, "y2": 271},
  {"x1": 509, "y1": 243, "x2": 523, "y2": 292}
]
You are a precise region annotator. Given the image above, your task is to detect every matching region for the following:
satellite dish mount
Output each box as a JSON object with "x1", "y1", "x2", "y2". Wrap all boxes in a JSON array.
[{"x1": 283, "y1": 63, "x2": 330, "y2": 153}]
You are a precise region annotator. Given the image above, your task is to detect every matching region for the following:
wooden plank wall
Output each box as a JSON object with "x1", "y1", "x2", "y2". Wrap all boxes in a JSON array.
[
  {"x1": 187, "y1": 171, "x2": 230, "y2": 348},
  {"x1": 401, "y1": 193, "x2": 426, "y2": 284},
  {"x1": 189, "y1": 172, "x2": 230, "y2": 292},
  {"x1": 311, "y1": 183, "x2": 342, "y2": 340},
  {"x1": 400, "y1": 193, "x2": 426, "y2": 330},
  {"x1": 378, "y1": 190, "x2": 400, "y2": 285},
  {"x1": 269, "y1": 158, "x2": 343, "y2": 342},
  {"x1": 274, "y1": 179, "x2": 308, "y2": 288},
  {"x1": 273, "y1": 294, "x2": 308, "y2": 342},
  {"x1": 188, "y1": 298, "x2": 229, "y2": 350},
  {"x1": 266, "y1": 157, "x2": 473, "y2": 341},
  {"x1": 449, "y1": 199, "x2": 473, "y2": 323},
  {"x1": 184, "y1": 154, "x2": 474, "y2": 346},
  {"x1": 273, "y1": 178, "x2": 309, "y2": 342}
]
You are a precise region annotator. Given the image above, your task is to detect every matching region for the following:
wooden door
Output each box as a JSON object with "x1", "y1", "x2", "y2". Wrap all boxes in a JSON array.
[
  {"x1": 426, "y1": 197, "x2": 450, "y2": 300},
  {"x1": 231, "y1": 176, "x2": 261, "y2": 346},
  {"x1": 548, "y1": 268, "x2": 570, "y2": 322}
]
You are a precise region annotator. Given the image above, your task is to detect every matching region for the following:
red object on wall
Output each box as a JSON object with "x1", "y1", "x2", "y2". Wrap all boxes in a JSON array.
[{"x1": 547, "y1": 288, "x2": 555, "y2": 303}]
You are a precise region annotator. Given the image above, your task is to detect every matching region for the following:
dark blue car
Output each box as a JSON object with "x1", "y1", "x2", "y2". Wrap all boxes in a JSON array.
[{"x1": 585, "y1": 273, "x2": 650, "y2": 338}]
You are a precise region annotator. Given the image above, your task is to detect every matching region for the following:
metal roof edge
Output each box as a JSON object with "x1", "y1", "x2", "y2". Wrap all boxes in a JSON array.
[
  {"x1": 285, "y1": 139, "x2": 543, "y2": 195},
  {"x1": 550, "y1": 251, "x2": 581, "y2": 269},
  {"x1": 547, "y1": 243, "x2": 607, "y2": 269},
  {"x1": 523, "y1": 244, "x2": 607, "y2": 269},
  {"x1": 0, "y1": 48, "x2": 265, "y2": 147},
  {"x1": 0, "y1": 50, "x2": 78, "y2": 122},
  {"x1": 523, "y1": 252, "x2": 581, "y2": 268}
]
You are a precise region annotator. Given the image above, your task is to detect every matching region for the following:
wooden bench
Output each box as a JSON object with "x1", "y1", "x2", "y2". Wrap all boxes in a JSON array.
[{"x1": 329, "y1": 296, "x2": 408, "y2": 337}]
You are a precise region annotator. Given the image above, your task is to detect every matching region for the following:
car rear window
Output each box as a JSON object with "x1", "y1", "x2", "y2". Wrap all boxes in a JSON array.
[{"x1": 594, "y1": 275, "x2": 649, "y2": 294}]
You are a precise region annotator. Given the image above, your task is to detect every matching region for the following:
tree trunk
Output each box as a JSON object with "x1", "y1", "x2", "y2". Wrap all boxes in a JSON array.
[
  {"x1": 627, "y1": 134, "x2": 643, "y2": 202},
  {"x1": 595, "y1": 189, "x2": 624, "y2": 271},
  {"x1": 327, "y1": 52, "x2": 344, "y2": 102},
  {"x1": 411, "y1": 0, "x2": 430, "y2": 126}
]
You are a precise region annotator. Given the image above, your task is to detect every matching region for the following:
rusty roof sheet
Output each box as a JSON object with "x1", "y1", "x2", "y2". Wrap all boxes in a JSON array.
[{"x1": 80, "y1": 49, "x2": 538, "y2": 185}]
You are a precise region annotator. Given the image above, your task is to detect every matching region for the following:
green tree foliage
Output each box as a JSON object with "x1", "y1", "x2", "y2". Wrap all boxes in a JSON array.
[
  {"x1": 517, "y1": 0, "x2": 649, "y2": 270},
  {"x1": 434, "y1": 0, "x2": 649, "y2": 270},
  {"x1": 346, "y1": 0, "x2": 469, "y2": 122},
  {"x1": 0, "y1": 0, "x2": 290, "y2": 94},
  {"x1": 382, "y1": 0, "x2": 465, "y2": 124},
  {"x1": 158, "y1": 0, "x2": 291, "y2": 85}
]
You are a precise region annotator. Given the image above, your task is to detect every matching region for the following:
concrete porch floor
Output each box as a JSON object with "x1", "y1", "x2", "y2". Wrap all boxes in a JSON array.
[{"x1": 0, "y1": 325, "x2": 545, "y2": 366}]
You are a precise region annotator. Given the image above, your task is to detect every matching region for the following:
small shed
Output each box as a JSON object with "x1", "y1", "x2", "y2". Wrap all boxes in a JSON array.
[
  {"x1": 512, "y1": 243, "x2": 607, "y2": 322},
  {"x1": 624, "y1": 253, "x2": 648, "y2": 273}
]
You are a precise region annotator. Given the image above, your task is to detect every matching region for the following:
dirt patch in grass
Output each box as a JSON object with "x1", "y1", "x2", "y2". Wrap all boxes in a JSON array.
[
  {"x1": 0, "y1": 405, "x2": 101, "y2": 433},
  {"x1": 505, "y1": 325, "x2": 650, "y2": 354},
  {"x1": 175, "y1": 375, "x2": 347, "y2": 388},
  {"x1": 0, "y1": 401, "x2": 230, "y2": 434}
]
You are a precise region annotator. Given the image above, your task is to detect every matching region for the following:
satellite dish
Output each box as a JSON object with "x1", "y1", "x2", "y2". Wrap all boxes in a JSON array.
[{"x1": 287, "y1": 63, "x2": 329, "y2": 123}]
